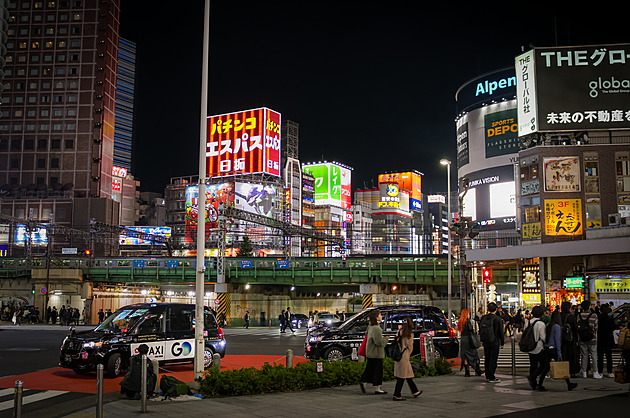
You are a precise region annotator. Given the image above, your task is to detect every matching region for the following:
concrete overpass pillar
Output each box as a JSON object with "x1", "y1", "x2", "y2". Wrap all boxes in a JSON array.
[
  {"x1": 214, "y1": 283, "x2": 232, "y2": 326},
  {"x1": 360, "y1": 284, "x2": 380, "y2": 309}
]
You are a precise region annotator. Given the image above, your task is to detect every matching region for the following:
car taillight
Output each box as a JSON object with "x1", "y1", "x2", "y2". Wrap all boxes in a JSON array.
[
  {"x1": 449, "y1": 327, "x2": 456, "y2": 339},
  {"x1": 217, "y1": 327, "x2": 224, "y2": 339}
]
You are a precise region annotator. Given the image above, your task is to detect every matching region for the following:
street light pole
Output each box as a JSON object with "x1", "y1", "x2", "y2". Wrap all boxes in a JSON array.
[
  {"x1": 440, "y1": 159, "x2": 452, "y2": 325},
  {"x1": 195, "y1": 0, "x2": 210, "y2": 380}
]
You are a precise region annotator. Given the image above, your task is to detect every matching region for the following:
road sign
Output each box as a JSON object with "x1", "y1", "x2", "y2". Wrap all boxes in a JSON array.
[
  {"x1": 40, "y1": 287, "x2": 47, "y2": 295},
  {"x1": 214, "y1": 299, "x2": 220, "y2": 306},
  {"x1": 62, "y1": 248, "x2": 78, "y2": 255}
]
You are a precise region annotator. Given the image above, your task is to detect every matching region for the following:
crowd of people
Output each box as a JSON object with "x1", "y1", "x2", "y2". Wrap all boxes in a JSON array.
[
  {"x1": 462, "y1": 300, "x2": 629, "y2": 394},
  {"x1": 2, "y1": 302, "x2": 90, "y2": 325}
]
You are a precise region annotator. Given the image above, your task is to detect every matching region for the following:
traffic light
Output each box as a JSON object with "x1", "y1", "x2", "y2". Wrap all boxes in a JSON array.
[
  {"x1": 450, "y1": 222, "x2": 465, "y2": 237},
  {"x1": 85, "y1": 249, "x2": 92, "y2": 256},
  {"x1": 482, "y1": 268, "x2": 491, "y2": 283},
  {"x1": 468, "y1": 221, "x2": 479, "y2": 239}
]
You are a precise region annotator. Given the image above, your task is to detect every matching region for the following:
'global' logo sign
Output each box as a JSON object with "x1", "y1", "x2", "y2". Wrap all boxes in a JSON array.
[{"x1": 588, "y1": 76, "x2": 630, "y2": 98}]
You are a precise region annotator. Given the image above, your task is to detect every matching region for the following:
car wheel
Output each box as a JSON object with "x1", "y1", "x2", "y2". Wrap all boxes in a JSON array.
[
  {"x1": 105, "y1": 353, "x2": 122, "y2": 378},
  {"x1": 203, "y1": 348, "x2": 215, "y2": 368},
  {"x1": 324, "y1": 346, "x2": 345, "y2": 362},
  {"x1": 434, "y1": 348, "x2": 443, "y2": 359}
]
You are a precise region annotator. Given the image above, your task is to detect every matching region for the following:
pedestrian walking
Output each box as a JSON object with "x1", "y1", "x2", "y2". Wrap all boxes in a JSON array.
[
  {"x1": 457, "y1": 308, "x2": 483, "y2": 377},
  {"x1": 98, "y1": 309, "x2": 105, "y2": 324},
  {"x1": 392, "y1": 317, "x2": 422, "y2": 401},
  {"x1": 279, "y1": 309, "x2": 286, "y2": 333},
  {"x1": 479, "y1": 302, "x2": 504, "y2": 383},
  {"x1": 51, "y1": 307, "x2": 58, "y2": 325},
  {"x1": 359, "y1": 310, "x2": 389, "y2": 395},
  {"x1": 597, "y1": 304, "x2": 615, "y2": 378},
  {"x1": 284, "y1": 307, "x2": 294, "y2": 333},
  {"x1": 577, "y1": 300, "x2": 602, "y2": 379},
  {"x1": 243, "y1": 310, "x2": 250, "y2": 329},
  {"x1": 526, "y1": 305, "x2": 549, "y2": 391},
  {"x1": 545, "y1": 310, "x2": 578, "y2": 391}
]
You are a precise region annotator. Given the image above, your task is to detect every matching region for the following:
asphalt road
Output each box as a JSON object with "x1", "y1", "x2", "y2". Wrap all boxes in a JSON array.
[{"x1": 0, "y1": 325, "x2": 308, "y2": 418}]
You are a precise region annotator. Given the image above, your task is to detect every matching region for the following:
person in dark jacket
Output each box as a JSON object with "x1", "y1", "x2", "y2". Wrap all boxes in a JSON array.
[
  {"x1": 120, "y1": 344, "x2": 157, "y2": 399},
  {"x1": 480, "y1": 302, "x2": 504, "y2": 383},
  {"x1": 597, "y1": 304, "x2": 615, "y2": 378},
  {"x1": 560, "y1": 301, "x2": 579, "y2": 377},
  {"x1": 457, "y1": 308, "x2": 482, "y2": 377},
  {"x1": 544, "y1": 310, "x2": 578, "y2": 391}
]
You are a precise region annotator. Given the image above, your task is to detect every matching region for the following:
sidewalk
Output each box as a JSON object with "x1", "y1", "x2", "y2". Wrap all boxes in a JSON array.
[{"x1": 65, "y1": 370, "x2": 628, "y2": 418}]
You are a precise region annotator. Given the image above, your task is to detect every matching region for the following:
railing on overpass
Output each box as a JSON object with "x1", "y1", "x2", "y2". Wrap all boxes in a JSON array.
[{"x1": 1, "y1": 256, "x2": 460, "y2": 287}]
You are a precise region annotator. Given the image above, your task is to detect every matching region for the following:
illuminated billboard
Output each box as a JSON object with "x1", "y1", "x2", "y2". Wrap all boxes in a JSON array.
[
  {"x1": 461, "y1": 165, "x2": 516, "y2": 230},
  {"x1": 14, "y1": 224, "x2": 48, "y2": 246},
  {"x1": 544, "y1": 199, "x2": 583, "y2": 236},
  {"x1": 303, "y1": 162, "x2": 352, "y2": 209},
  {"x1": 516, "y1": 44, "x2": 630, "y2": 134},
  {"x1": 206, "y1": 108, "x2": 281, "y2": 178},
  {"x1": 378, "y1": 171, "x2": 422, "y2": 211},
  {"x1": 543, "y1": 157, "x2": 580, "y2": 192},
  {"x1": 119, "y1": 226, "x2": 172, "y2": 246},
  {"x1": 234, "y1": 182, "x2": 276, "y2": 218},
  {"x1": 185, "y1": 183, "x2": 235, "y2": 243}
]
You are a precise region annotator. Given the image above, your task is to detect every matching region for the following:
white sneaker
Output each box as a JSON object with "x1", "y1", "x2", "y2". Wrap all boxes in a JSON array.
[
  {"x1": 607, "y1": 373, "x2": 615, "y2": 378},
  {"x1": 593, "y1": 372, "x2": 603, "y2": 379}
]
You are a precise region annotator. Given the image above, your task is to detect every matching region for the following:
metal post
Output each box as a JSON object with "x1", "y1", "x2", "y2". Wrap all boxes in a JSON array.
[
  {"x1": 511, "y1": 334, "x2": 516, "y2": 376},
  {"x1": 96, "y1": 364, "x2": 104, "y2": 418},
  {"x1": 440, "y1": 159, "x2": 452, "y2": 324},
  {"x1": 13, "y1": 380, "x2": 23, "y2": 418},
  {"x1": 194, "y1": 0, "x2": 211, "y2": 381},
  {"x1": 286, "y1": 348, "x2": 294, "y2": 368},
  {"x1": 141, "y1": 354, "x2": 147, "y2": 413}
]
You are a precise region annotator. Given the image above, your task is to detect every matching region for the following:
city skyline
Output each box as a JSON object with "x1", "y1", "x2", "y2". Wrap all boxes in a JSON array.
[{"x1": 120, "y1": 4, "x2": 627, "y2": 195}]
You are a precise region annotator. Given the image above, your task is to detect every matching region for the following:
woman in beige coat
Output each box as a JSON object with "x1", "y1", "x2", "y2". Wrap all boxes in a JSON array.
[{"x1": 393, "y1": 317, "x2": 422, "y2": 401}]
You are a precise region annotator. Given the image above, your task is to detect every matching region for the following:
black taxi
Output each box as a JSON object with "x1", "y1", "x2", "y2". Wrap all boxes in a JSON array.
[
  {"x1": 59, "y1": 303, "x2": 226, "y2": 377},
  {"x1": 304, "y1": 305, "x2": 459, "y2": 361}
]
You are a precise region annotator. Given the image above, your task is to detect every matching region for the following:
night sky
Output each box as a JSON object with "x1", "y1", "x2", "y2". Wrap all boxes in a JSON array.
[{"x1": 119, "y1": 2, "x2": 627, "y2": 195}]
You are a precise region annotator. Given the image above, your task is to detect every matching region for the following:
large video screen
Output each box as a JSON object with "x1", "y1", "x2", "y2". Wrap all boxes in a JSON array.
[
  {"x1": 461, "y1": 165, "x2": 516, "y2": 231},
  {"x1": 235, "y1": 183, "x2": 276, "y2": 218},
  {"x1": 185, "y1": 183, "x2": 234, "y2": 243},
  {"x1": 119, "y1": 226, "x2": 172, "y2": 246}
]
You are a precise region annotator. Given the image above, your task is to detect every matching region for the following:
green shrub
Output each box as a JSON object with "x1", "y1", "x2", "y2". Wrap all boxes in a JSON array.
[{"x1": 198, "y1": 356, "x2": 452, "y2": 398}]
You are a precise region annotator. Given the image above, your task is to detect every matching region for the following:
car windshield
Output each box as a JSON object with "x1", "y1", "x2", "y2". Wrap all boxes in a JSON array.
[{"x1": 95, "y1": 308, "x2": 150, "y2": 333}]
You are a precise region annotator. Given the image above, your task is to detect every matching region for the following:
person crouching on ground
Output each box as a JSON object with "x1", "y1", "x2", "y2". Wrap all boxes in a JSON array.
[
  {"x1": 392, "y1": 316, "x2": 422, "y2": 401},
  {"x1": 360, "y1": 310, "x2": 389, "y2": 395},
  {"x1": 120, "y1": 344, "x2": 157, "y2": 399}
]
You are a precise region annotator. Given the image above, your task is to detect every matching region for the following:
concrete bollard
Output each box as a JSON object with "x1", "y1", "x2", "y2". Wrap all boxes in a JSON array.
[
  {"x1": 212, "y1": 352, "x2": 221, "y2": 372},
  {"x1": 511, "y1": 335, "x2": 516, "y2": 376},
  {"x1": 96, "y1": 364, "x2": 104, "y2": 418},
  {"x1": 13, "y1": 380, "x2": 23, "y2": 418},
  {"x1": 286, "y1": 349, "x2": 294, "y2": 368},
  {"x1": 151, "y1": 359, "x2": 160, "y2": 394}
]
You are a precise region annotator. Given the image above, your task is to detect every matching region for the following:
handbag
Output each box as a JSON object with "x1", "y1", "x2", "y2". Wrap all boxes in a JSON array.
[
  {"x1": 358, "y1": 334, "x2": 367, "y2": 357},
  {"x1": 550, "y1": 361, "x2": 570, "y2": 379},
  {"x1": 469, "y1": 333, "x2": 481, "y2": 349},
  {"x1": 614, "y1": 358, "x2": 627, "y2": 384}
]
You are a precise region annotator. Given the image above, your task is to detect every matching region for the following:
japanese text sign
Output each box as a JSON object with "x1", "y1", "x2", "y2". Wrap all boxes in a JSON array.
[
  {"x1": 206, "y1": 108, "x2": 281, "y2": 178},
  {"x1": 303, "y1": 162, "x2": 352, "y2": 209},
  {"x1": 544, "y1": 199, "x2": 583, "y2": 236}
]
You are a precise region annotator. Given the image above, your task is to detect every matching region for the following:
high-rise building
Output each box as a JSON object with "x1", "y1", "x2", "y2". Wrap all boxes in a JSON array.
[
  {"x1": 0, "y1": 1, "x2": 125, "y2": 249},
  {"x1": 113, "y1": 37, "x2": 135, "y2": 169}
]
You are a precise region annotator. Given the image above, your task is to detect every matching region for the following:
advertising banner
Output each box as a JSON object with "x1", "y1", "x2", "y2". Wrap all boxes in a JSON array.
[
  {"x1": 484, "y1": 109, "x2": 519, "y2": 158},
  {"x1": 303, "y1": 162, "x2": 352, "y2": 209},
  {"x1": 119, "y1": 226, "x2": 172, "y2": 246},
  {"x1": 457, "y1": 122, "x2": 469, "y2": 167},
  {"x1": 377, "y1": 172, "x2": 422, "y2": 211},
  {"x1": 185, "y1": 183, "x2": 235, "y2": 243},
  {"x1": 543, "y1": 157, "x2": 581, "y2": 192},
  {"x1": 461, "y1": 165, "x2": 516, "y2": 230},
  {"x1": 518, "y1": 44, "x2": 630, "y2": 134},
  {"x1": 15, "y1": 224, "x2": 48, "y2": 246},
  {"x1": 516, "y1": 49, "x2": 538, "y2": 136},
  {"x1": 206, "y1": 108, "x2": 281, "y2": 178},
  {"x1": 544, "y1": 198, "x2": 583, "y2": 236},
  {"x1": 234, "y1": 183, "x2": 276, "y2": 218}
]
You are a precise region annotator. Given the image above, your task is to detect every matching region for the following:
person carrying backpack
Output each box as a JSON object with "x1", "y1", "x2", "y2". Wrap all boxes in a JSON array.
[
  {"x1": 479, "y1": 302, "x2": 504, "y2": 383},
  {"x1": 120, "y1": 344, "x2": 157, "y2": 399},
  {"x1": 577, "y1": 300, "x2": 602, "y2": 379},
  {"x1": 525, "y1": 306, "x2": 548, "y2": 390}
]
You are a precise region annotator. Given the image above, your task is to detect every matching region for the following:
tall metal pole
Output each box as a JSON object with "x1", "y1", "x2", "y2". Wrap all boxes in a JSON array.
[
  {"x1": 441, "y1": 159, "x2": 452, "y2": 325},
  {"x1": 195, "y1": 0, "x2": 210, "y2": 380}
]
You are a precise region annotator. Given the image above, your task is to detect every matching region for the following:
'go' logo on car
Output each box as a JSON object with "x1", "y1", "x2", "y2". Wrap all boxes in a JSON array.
[{"x1": 171, "y1": 341, "x2": 192, "y2": 357}]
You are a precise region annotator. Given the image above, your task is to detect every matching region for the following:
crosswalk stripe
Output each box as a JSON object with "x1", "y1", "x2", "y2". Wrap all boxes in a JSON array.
[
  {"x1": 0, "y1": 390, "x2": 68, "y2": 412},
  {"x1": 0, "y1": 388, "x2": 15, "y2": 397}
]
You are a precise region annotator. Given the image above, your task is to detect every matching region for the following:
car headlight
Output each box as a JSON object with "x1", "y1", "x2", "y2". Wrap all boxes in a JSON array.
[
  {"x1": 61, "y1": 336, "x2": 68, "y2": 350},
  {"x1": 82, "y1": 341, "x2": 103, "y2": 349},
  {"x1": 326, "y1": 319, "x2": 332, "y2": 324}
]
